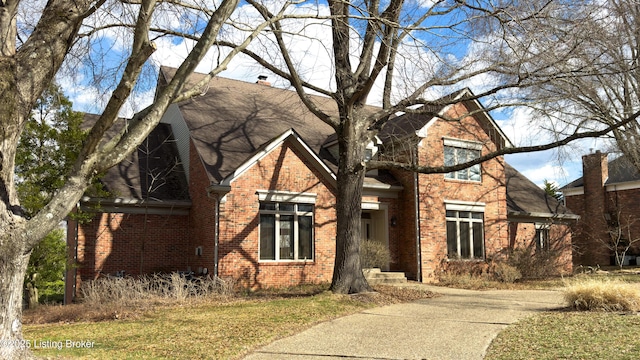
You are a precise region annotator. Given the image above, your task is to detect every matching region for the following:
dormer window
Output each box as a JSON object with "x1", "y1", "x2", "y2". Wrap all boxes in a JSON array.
[{"x1": 443, "y1": 138, "x2": 482, "y2": 182}]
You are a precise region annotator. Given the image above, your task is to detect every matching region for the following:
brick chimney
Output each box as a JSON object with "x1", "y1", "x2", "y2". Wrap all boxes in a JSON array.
[
  {"x1": 256, "y1": 75, "x2": 271, "y2": 86},
  {"x1": 581, "y1": 150, "x2": 610, "y2": 265},
  {"x1": 583, "y1": 150, "x2": 608, "y2": 190}
]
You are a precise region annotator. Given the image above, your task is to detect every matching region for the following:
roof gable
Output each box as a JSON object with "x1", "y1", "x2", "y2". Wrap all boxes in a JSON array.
[
  {"x1": 379, "y1": 88, "x2": 512, "y2": 150},
  {"x1": 219, "y1": 128, "x2": 337, "y2": 189},
  {"x1": 166, "y1": 72, "x2": 337, "y2": 183}
]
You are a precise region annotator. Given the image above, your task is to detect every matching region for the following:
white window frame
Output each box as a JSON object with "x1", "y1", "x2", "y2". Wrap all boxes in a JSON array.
[
  {"x1": 445, "y1": 201, "x2": 485, "y2": 259},
  {"x1": 258, "y1": 201, "x2": 314, "y2": 262},
  {"x1": 535, "y1": 223, "x2": 550, "y2": 252},
  {"x1": 443, "y1": 138, "x2": 482, "y2": 182}
]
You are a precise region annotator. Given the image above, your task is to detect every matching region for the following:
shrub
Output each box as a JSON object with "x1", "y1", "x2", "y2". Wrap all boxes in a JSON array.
[
  {"x1": 440, "y1": 259, "x2": 489, "y2": 277},
  {"x1": 360, "y1": 240, "x2": 391, "y2": 269},
  {"x1": 564, "y1": 278, "x2": 640, "y2": 312},
  {"x1": 80, "y1": 274, "x2": 236, "y2": 306},
  {"x1": 504, "y1": 247, "x2": 565, "y2": 279},
  {"x1": 493, "y1": 263, "x2": 522, "y2": 283}
]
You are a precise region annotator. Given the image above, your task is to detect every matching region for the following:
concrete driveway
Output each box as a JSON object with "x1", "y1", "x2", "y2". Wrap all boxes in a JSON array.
[{"x1": 243, "y1": 285, "x2": 565, "y2": 360}]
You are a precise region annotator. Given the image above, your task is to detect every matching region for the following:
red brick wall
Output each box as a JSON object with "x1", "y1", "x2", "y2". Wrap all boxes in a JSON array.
[
  {"x1": 188, "y1": 140, "x2": 217, "y2": 274},
  {"x1": 508, "y1": 222, "x2": 573, "y2": 274},
  {"x1": 579, "y1": 152, "x2": 610, "y2": 265},
  {"x1": 564, "y1": 153, "x2": 640, "y2": 266},
  {"x1": 73, "y1": 136, "x2": 339, "y2": 292},
  {"x1": 414, "y1": 103, "x2": 509, "y2": 280},
  {"x1": 606, "y1": 188, "x2": 640, "y2": 260},
  {"x1": 565, "y1": 192, "x2": 603, "y2": 265},
  {"x1": 75, "y1": 212, "x2": 191, "y2": 287},
  {"x1": 215, "y1": 139, "x2": 337, "y2": 288},
  {"x1": 388, "y1": 169, "x2": 419, "y2": 279}
]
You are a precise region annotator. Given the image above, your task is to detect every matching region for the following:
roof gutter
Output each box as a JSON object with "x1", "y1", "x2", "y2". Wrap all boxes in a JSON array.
[
  {"x1": 507, "y1": 211, "x2": 580, "y2": 223},
  {"x1": 207, "y1": 184, "x2": 232, "y2": 278}
]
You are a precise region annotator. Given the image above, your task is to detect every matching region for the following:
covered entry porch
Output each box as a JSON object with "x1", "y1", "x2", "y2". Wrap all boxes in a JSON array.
[{"x1": 361, "y1": 202, "x2": 406, "y2": 284}]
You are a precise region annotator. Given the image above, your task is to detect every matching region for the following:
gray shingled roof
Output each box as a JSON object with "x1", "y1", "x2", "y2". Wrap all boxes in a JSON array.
[
  {"x1": 377, "y1": 88, "x2": 511, "y2": 150},
  {"x1": 562, "y1": 154, "x2": 640, "y2": 189},
  {"x1": 161, "y1": 68, "x2": 339, "y2": 183},
  {"x1": 505, "y1": 163, "x2": 574, "y2": 219},
  {"x1": 95, "y1": 68, "x2": 560, "y2": 218}
]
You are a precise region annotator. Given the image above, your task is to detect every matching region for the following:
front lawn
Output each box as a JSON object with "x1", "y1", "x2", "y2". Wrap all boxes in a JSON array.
[
  {"x1": 23, "y1": 285, "x2": 434, "y2": 359},
  {"x1": 486, "y1": 273, "x2": 640, "y2": 360},
  {"x1": 485, "y1": 312, "x2": 640, "y2": 360}
]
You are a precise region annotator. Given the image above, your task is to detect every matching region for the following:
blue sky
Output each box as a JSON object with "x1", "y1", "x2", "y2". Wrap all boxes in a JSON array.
[{"x1": 58, "y1": 0, "x2": 603, "y2": 188}]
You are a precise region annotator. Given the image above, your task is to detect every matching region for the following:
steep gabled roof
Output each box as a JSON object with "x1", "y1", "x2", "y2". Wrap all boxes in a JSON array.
[
  {"x1": 505, "y1": 163, "x2": 577, "y2": 221},
  {"x1": 160, "y1": 67, "x2": 339, "y2": 184},
  {"x1": 217, "y1": 128, "x2": 337, "y2": 189},
  {"x1": 378, "y1": 88, "x2": 512, "y2": 150}
]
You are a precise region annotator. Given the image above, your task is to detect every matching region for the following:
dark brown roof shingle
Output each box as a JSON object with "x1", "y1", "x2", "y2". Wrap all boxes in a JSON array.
[
  {"x1": 163, "y1": 69, "x2": 338, "y2": 183},
  {"x1": 505, "y1": 163, "x2": 573, "y2": 217}
]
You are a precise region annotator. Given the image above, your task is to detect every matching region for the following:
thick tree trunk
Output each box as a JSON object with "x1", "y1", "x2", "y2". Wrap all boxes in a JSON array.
[
  {"x1": 330, "y1": 116, "x2": 372, "y2": 294},
  {"x1": 0, "y1": 237, "x2": 33, "y2": 359}
]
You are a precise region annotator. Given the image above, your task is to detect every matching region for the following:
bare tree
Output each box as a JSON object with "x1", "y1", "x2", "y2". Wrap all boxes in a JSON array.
[
  {"x1": 0, "y1": 0, "x2": 292, "y2": 357},
  {"x1": 227, "y1": 1, "x2": 636, "y2": 294},
  {"x1": 520, "y1": 0, "x2": 640, "y2": 170},
  {"x1": 604, "y1": 207, "x2": 640, "y2": 269}
]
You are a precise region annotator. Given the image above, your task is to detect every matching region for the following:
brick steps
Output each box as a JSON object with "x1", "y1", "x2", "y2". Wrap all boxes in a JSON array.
[{"x1": 363, "y1": 268, "x2": 407, "y2": 285}]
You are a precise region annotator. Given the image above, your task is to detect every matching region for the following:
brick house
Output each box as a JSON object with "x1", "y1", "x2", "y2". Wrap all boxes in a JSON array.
[
  {"x1": 65, "y1": 68, "x2": 576, "y2": 300},
  {"x1": 562, "y1": 151, "x2": 640, "y2": 266}
]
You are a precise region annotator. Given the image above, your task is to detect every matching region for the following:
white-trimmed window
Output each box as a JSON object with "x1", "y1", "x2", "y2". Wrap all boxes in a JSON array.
[
  {"x1": 259, "y1": 202, "x2": 314, "y2": 261},
  {"x1": 443, "y1": 138, "x2": 482, "y2": 182},
  {"x1": 535, "y1": 224, "x2": 550, "y2": 252},
  {"x1": 445, "y1": 201, "x2": 485, "y2": 259}
]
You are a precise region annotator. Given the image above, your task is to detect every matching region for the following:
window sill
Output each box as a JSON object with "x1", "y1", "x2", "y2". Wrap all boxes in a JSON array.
[
  {"x1": 444, "y1": 178, "x2": 482, "y2": 184},
  {"x1": 258, "y1": 260, "x2": 315, "y2": 265},
  {"x1": 445, "y1": 257, "x2": 485, "y2": 262}
]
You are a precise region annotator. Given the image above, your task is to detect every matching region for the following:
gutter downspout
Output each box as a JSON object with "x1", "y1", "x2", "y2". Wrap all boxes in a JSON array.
[
  {"x1": 413, "y1": 146, "x2": 422, "y2": 282},
  {"x1": 207, "y1": 185, "x2": 231, "y2": 278}
]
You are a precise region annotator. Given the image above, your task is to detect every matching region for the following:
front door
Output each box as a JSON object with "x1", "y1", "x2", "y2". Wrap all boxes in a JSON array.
[
  {"x1": 361, "y1": 218, "x2": 374, "y2": 242},
  {"x1": 361, "y1": 211, "x2": 389, "y2": 270}
]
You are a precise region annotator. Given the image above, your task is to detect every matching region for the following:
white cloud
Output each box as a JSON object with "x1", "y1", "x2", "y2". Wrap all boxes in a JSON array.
[{"x1": 54, "y1": 1, "x2": 607, "y2": 188}]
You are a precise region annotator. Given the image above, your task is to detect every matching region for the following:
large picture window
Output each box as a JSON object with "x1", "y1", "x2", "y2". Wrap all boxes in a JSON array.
[
  {"x1": 446, "y1": 210, "x2": 484, "y2": 259},
  {"x1": 443, "y1": 139, "x2": 482, "y2": 182},
  {"x1": 259, "y1": 202, "x2": 314, "y2": 261}
]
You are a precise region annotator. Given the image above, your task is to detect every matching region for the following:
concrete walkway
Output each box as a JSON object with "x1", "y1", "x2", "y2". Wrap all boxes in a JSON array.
[{"x1": 243, "y1": 285, "x2": 565, "y2": 360}]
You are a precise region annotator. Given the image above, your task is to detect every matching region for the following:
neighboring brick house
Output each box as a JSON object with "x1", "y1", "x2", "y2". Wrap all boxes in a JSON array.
[
  {"x1": 562, "y1": 151, "x2": 640, "y2": 266},
  {"x1": 65, "y1": 67, "x2": 576, "y2": 300}
]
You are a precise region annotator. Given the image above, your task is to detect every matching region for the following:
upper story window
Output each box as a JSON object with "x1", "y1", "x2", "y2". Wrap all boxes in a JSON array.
[{"x1": 443, "y1": 138, "x2": 482, "y2": 182}]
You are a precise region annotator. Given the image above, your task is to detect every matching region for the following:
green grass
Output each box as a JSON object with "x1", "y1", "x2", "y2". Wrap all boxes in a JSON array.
[{"x1": 485, "y1": 312, "x2": 640, "y2": 360}]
